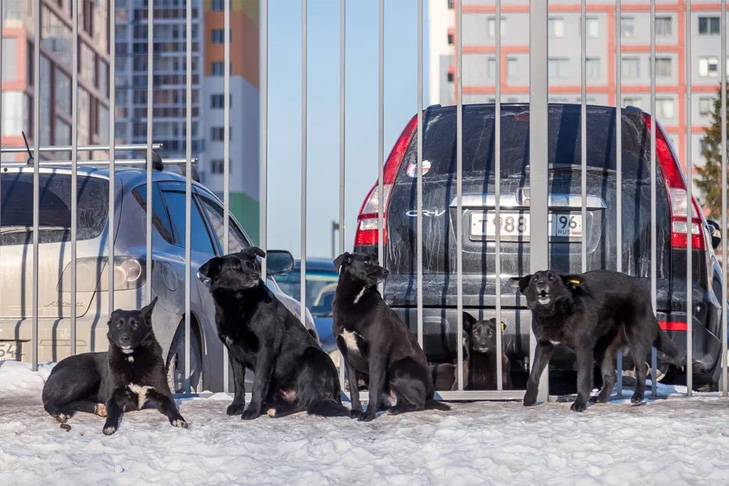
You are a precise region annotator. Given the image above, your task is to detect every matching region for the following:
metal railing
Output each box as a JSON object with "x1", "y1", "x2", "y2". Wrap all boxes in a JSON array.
[{"x1": 2, "y1": 0, "x2": 728, "y2": 403}]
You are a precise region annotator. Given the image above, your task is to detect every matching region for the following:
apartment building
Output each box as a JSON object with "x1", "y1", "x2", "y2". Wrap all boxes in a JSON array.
[{"x1": 429, "y1": 0, "x2": 729, "y2": 180}]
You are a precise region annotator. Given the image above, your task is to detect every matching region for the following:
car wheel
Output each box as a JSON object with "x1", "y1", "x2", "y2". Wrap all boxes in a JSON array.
[{"x1": 166, "y1": 321, "x2": 202, "y2": 394}]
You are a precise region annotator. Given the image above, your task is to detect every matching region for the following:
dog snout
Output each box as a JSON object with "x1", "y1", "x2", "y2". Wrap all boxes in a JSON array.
[
  {"x1": 382, "y1": 268, "x2": 390, "y2": 277},
  {"x1": 119, "y1": 334, "x2": 131, "y2": 346}
]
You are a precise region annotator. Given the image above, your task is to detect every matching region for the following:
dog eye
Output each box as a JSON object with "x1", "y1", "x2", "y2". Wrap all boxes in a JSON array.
[
  {"x1": 115, "y1": 322, "x2": 123, "y2": 329},
  {"x1": 233, "y1": 264, "x2": 241, "y2": 270},
  {"x1": 130, "y1": 321, "x2": 139, "y2": 329},
  {"x1": 548, "y1": 274, "x2": 554, "y2": 281}
]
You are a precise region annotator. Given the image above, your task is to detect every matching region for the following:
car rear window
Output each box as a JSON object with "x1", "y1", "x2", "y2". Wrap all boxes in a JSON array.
[
  {"x1": 398, "y1": 104, "x2": 651, "y2": 181},
  {"x1": 0, "y1": 173, "x2": 109, "y2": 245}
]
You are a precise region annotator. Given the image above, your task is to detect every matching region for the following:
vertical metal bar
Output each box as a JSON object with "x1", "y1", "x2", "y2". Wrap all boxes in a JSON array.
[
  {"x1": 109, "y1": 0, "x2": 116, "y2": 320},
  {"x1": 580, "y1": 0, "x2": 587, "y2": 273},
  {"x1": 416, "y1": 0, "x2": 423, "y2": 348},
  {"x1": 649, "y1": 0, "x2": 658, "y2": 396},
  {"x1": 455, "y1": 0, "x2": 464, "y2": 392},
  {"x1": 31, "y1": 0, "x2": 40, "y2": 371},
  {"x1": 71, "y1": 0, "x2": 79, "y2": 356},
  {"x1": 223, "y1": 0, "x2": 231, "y2": 394},
  {"x1": 184, "y1": 0, "x2": 192, "y2": 395},
  {"x1": 494, "y1": 0, "x2": 503, "y2": 391},
  {"x1": 300, "y1": 0, "x2": 307, "y2": 326},
  {"x1": 338, "y1": 0, "x2": 346, "y2": 388},
  {"x1": 722, "y1": 0, "x2": 728, "y2": 397},
  {"x1": 529, "y1": 0, "x2": 549, "y2": 402},
  {"x1": 685, "y1": 0, "x2": 693, "y2": 397},
  {"x1": 260, "y1": 0, "x2": 268, "y2": 278},
  {"x1": 146, "y1": 0, "x2": 154, "y2": 305},
  {"x1": 615, "y1": 0, "x2": 623, "y2": 397},
  {"x1": 0, "y1": 0, "x2": 3, "y2": 319},
  {"x1": 377, "y1": 0, "x2": 384, "y2": 267}
]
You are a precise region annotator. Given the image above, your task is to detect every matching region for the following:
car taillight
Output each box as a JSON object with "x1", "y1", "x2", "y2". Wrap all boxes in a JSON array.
[
  {"x1": 354, "y1": 114, "x2": 418, "y2": 247},
  {"x1": 58, "y1": 257, "x2": 147, "y2": 292},
  {"x1": 642, "y1": 114, "x2": 705, "y2": 251}
]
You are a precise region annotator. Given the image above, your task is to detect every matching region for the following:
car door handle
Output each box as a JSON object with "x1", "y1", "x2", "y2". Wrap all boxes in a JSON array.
[{"x1": 196, "y1": 271, "x2": 211, "y2": 287}]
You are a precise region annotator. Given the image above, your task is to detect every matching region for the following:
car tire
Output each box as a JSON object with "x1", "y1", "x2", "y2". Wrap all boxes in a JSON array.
[{"x1": 166, "y1": 320, "x2": 203, "y2": 394}]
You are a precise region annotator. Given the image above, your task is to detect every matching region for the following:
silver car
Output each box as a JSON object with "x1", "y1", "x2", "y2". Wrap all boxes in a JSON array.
[{"x1": 0, "y1": 165, "x2": 317, "y2": 393}]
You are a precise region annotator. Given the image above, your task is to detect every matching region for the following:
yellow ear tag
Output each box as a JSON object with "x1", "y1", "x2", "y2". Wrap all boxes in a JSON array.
[
  {"x1": 500, "y1": 322, "x2": 506, "y2": 332},
  {"x1": 568, "y1": 279, "x2": 581, "y2": 286}
]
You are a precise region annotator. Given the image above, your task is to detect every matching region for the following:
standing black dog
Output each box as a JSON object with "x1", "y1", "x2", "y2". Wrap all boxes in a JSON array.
[
  {"x1": 431, "y1": 313, "x2": 511, "y2": 391},
  {"x1": 515, "y1": 270, "x2": 683, "y2": 412},
  {"x1": 198, "y1": 247, "x2": 348, "y2": 419},
  {"x1": 333, "y1": 252, "x2": 449, "y2": 421},
  {"x1": 42, "y1": 298, "x2": 187, "y2": 434}
]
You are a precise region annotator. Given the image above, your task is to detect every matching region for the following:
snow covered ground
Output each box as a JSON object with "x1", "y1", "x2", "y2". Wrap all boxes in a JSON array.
[{"x1": 2, "y1": 360, "x2": 729, "y2": 485}]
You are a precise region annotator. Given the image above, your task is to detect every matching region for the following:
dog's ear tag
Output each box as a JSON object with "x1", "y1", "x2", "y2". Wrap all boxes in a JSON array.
[
  {"x1": 567, "y1": 279, "x2": 581, "y2": 286},
  {"x1": 500, "y1": 321, "x2": 506, "y2": 332}
]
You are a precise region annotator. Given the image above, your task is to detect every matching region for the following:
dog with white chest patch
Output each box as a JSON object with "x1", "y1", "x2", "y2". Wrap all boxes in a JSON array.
[
  {"x1": 42, "y1": 298, "x2": 187, "y2": 434},
  {"x1": 333, "y1": 252, "x2": 449, "y2": 421}
]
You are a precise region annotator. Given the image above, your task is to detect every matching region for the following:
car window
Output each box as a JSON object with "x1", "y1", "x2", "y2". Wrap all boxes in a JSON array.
[
  {"x1": 132, "y1": 183, "x2": 175, "y2": 244},
  {"x1": 1, "y1": 173, "x2": 108, "y2": 245},
  {"x1": 198, "y1": 197, "x2": 248, "y2": 254},
  {"x1": 160, "y1": 190, "x2": 216, "y2": 255}
]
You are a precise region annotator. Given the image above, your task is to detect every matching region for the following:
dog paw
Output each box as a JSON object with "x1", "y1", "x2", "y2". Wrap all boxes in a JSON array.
[
  {"x1": 95, "y1": 404, "x2": 107, "y2": 417},
  {"x1": 357, "y1": 411, "x2": 375, "y2": 422},
  {"x1": 523, "y1": 393, "x2": 537, "y2": 407},
  {"x1": 241, "y1": 409, "x2": 260, "y2": 421},
  {"x1": 630, "y1": 393, "x2": 644, "y2": 404},
  {"x1": 54, "y1": 413, "x2": 69, "y2": 424},
  {"x1": 589, "y1": 395, "x2": 608, "y2": 404},
  {"x1": 226, "y1": 403, "x2": 245, "y2": 416},
  {"x1": 171, "y1": 419, "x2": 188, "y2": 429},
  {"x1": 102, "y1": 424, "x2": 117, "y2": 436},
  {"x1": 570, "y1": 400, "x2": 587, "y2": 412},
  {"x1": 349, "y1": 409, "x2": 362, "y2": 419}
]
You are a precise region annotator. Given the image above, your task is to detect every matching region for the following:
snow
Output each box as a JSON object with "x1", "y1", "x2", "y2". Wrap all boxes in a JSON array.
[{"x1": 3, "y1": 360, "x2": 729, "y2": 485}]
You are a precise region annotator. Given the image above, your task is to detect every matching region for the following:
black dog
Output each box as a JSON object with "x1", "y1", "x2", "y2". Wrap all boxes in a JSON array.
[
  {"x1": 42, "y1": 298, "x2": 187, "y2": 434},
  {"x1": 515, "y1": 270, "x2": 683, "y2": 412},
  {"x1": 333, "y1": 252, "x2": 449, "y2": 421},
  {"x1": 431, "y1": 313, "x2": 511, "y2": 391},
  {"x1": 198, "y1": 247, "x2": 348, "y2": 420}
]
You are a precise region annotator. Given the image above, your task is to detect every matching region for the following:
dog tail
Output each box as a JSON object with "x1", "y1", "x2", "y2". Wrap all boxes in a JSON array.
[
  {"x1": 425, "y1": 400, "x2": 450, "y2": 412},
  {"x1": 306, "y1": 398, "x2": 350, "y2": 417},
  {"x1": 654, "y1": 325, "x2": 684, "y2": 367}
]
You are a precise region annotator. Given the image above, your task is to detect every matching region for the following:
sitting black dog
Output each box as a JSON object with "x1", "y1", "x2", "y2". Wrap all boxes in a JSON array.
[
  {"x1": 333, "y1": 252, "x2": 449, "y2": 421},
  {"x1": 198, "y1": 248, "x2": 348, "y2": 419},
  {"x1": 431, "y1": 313, "x2": 511, "y2": 391},
  {"x1": 42, "y1": 298, "x2": 187, "y2": 434},
  {"x1": 515, "y1": 270, "x2": 683, "y2": 412}
]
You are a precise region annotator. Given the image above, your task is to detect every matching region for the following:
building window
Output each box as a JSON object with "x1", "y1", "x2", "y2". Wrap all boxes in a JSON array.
[
  {"x1": 211, "y1": 0, "x2": 226, "y2": 11},
  {"x1": 656, "y1": 98, "x2": 675, "y2": 119},
  {"x1": 487, "y1": 17, "x2": 507, "y2": 38},
  {"x1": 623, "y1": 97, "x2": 642, "y2": 109},
  {"x1": 447, "y1": 33, "x2": 453, "y2": 45},
  {"x1": 586, "y1": 17, "x2": 599, "y2": 38},
  {"x1": 487, "y1": 58, "x2": 496, "y2": 78},
  {"x1": 621, "y1": 16, "x2": 634, "y2": 38},
  {"x1": 548, "y1": 58, "x2": 569, "y2": 78},
  {"x1": 621, "y1": 57, "x2": 640, "y2": 78},
  {"x1": 655, "y1": 57, "x2": 672, "y2": 77},
  {"x1": 699, "y1": 97, "x2": 714, "y2": 116},
  {"x1": 210, "y1": 94, "x2": 231, "y2": 108},
  {"x1": 212, "y1": 29, "x2": 228, "y2": 44},
  {"x1": 586, "y1": 58, "x2": 600, "y2": 79},
  {"x1": 699, "y1": 56, "x2": 719, "y2": 77},
  {"x1": 508, "y1": 58, "x2": 518, "y2": 78},
  {"x1": 211, "y1": 159, "x2": 225, "y2": 174},
  {"x1": 211, "y1": 127, "x2": 225, "y2": 141},
  {"x1": 548, "y1": 17, "x2": 565, "y2": 38},
  {"x1": 211, "y1": 62, "x2": 224, "y2": 76},
  {"x1": 655, "y1": 16, "x2": 672, "y2": 36},
  {"x1": 699, "y1": 16, "x2": 720, "y2": 35},
  {"x1": 447, "y1": 72, "x2": 454, "y2": 83}
]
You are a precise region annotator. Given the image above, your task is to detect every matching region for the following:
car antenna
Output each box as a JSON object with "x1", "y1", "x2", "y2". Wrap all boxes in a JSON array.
[{"x1": 22, "y1": 131, "x2": 34, "y2": 167}]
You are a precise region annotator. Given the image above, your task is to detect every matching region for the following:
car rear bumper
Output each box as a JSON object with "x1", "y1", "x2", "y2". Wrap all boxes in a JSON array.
[{"x1": 392, "y1": 306, "x2": 721, "y2": 377}]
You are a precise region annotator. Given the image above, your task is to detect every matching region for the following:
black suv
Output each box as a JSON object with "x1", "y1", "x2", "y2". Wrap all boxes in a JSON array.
[{"x1": 354, "y1": 103, "x2": 725, "y2": 389}]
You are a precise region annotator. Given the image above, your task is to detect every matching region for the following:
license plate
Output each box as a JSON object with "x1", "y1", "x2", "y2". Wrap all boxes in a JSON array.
[
  {"x1": 0, "y1": 341, "x2": 19, "y2": 360},
  {"x1": 470, "y1": 211, "x2": 583, "y2": 241}
]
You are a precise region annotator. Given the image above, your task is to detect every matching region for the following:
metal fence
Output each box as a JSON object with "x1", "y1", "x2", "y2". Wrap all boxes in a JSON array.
[{"x1": 2, "y1": 0, "x2": 729, "y2": 403}]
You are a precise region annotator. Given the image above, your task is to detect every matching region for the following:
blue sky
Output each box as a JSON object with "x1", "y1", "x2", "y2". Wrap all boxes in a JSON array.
[{"x1": 266, "y1": 0, "x2": 427, "y2": 259}]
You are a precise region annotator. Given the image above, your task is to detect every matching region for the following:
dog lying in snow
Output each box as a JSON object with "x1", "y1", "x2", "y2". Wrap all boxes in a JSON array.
[
  {"x1": 431, "y1": 313, "x2": 511, "y2": 391},
  {"x1": 42, "y1": 298, "x2": 187, "y2": 434},
  {"x1": 333, "y1": 252, "x2": 449, "y2": 421}
]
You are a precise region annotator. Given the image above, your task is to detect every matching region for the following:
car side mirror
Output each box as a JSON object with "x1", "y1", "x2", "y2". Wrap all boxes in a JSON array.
[
  {"x1": 707, "y1": 220, "x2": 722, "y2": 250},
  {"x1": 266, "y1": 250, "x2": 295, "y2": 275}
]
